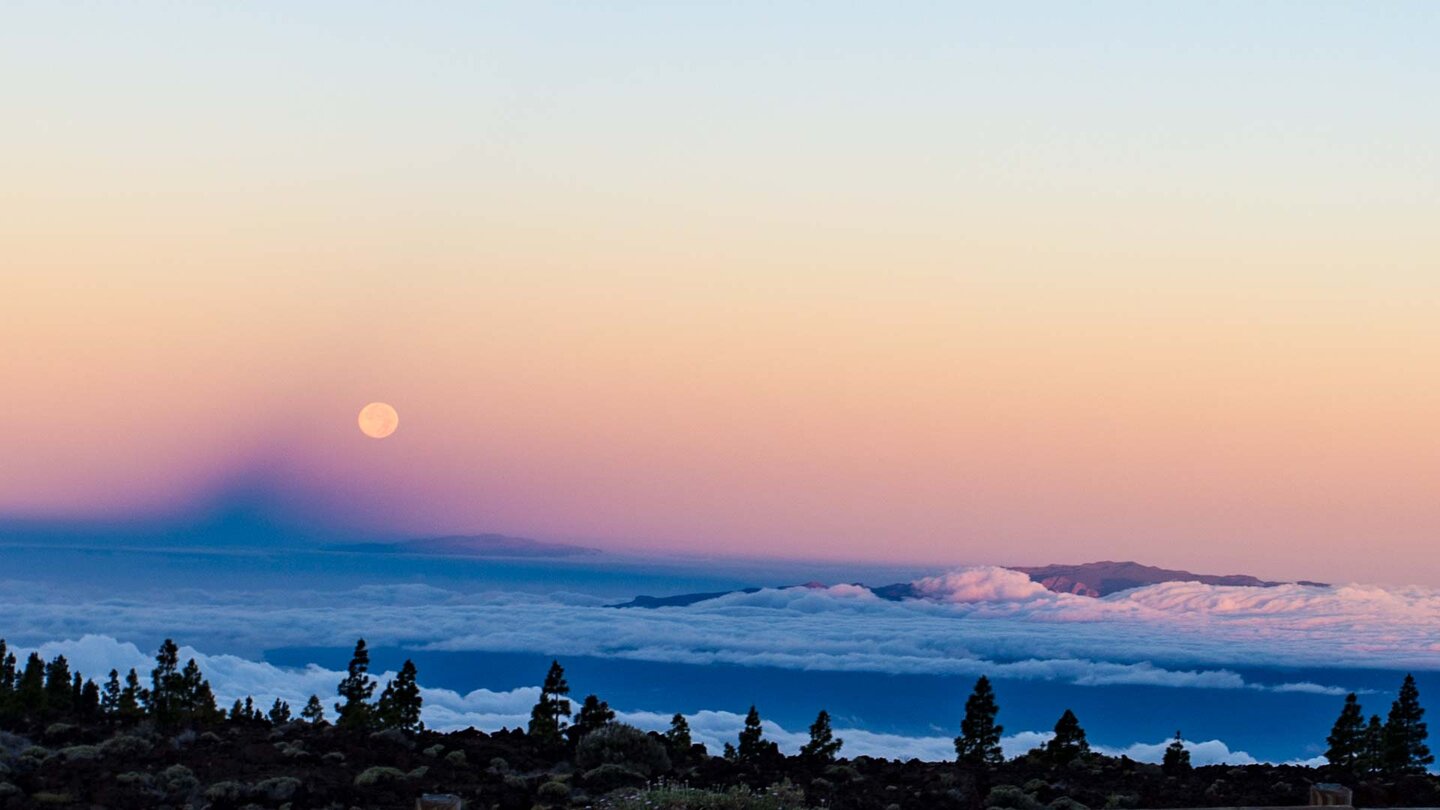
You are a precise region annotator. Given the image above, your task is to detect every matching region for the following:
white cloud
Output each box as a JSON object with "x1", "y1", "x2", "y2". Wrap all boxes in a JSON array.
[
  {"x1": 14, "y1": 635, "x2": 1286, "y2": 766},
  {"x1": 6, "y1": 567, "x2": 1432, "y2": 697}
]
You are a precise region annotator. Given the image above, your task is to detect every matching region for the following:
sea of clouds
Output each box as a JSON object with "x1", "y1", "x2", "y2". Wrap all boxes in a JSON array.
[{"x1": 5, "y1": 565, "x2": 1437, "y2": 764}]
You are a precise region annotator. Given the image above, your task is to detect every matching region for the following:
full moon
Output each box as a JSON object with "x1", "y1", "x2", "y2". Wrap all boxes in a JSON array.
[{"x1": 357, "y1": 402, "x2": 399, "y2": 439}]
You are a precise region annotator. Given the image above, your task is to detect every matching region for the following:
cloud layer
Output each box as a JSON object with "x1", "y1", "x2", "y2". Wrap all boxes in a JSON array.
[
  {"x1": 6, "y1": 566, "x2": 1437, "y2": 697},
  {"x1": 19, "y1": 634, "x2": 1283, "y2": 766}
]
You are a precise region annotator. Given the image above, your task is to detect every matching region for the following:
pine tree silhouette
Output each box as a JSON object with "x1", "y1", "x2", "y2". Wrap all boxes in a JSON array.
[
  {"x1": 1162, "y1": 730, "x2": 1191, "y2": 775},
  {"x1": 301, "y1": 694, "x2": 327, "y2": 724},
  {"x1": 800, "y1": 709, "x2": 843, "y2": 763},
  {"x1": 1383, "y1": 674, "x2": 1433, "y2": 774},
  {"x1": 527, "y1": 660, "x2": 571, "y2": 747},
  {"x1": 955, "y1": 675, "x2": 1004, "y2": 766},
  {"x1": 1044, "y1": 709, "x2": 1090, "y2": 765},
  {"x1": 1325, "y1": 692, "x2": 1365, "y2": 773},
  {"x1": 335, "y1": 639, "x2": 377, "y2": 731}
]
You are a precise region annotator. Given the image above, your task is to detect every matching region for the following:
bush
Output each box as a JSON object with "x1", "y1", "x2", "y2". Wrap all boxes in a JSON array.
[
  {"x1": 115, "y1": 771, "x2": 152, "y2": 787},
  {"x1": 354, "y1": 766, "x2": 407, "y2": 787},
  {"x1": 41, "y1": 724, "x2": 78, "y2": 743},
  {"x1": 369, "y1": 727, "x2": 414, "y2": 749},
  {"x1": 57, "y1": 745, "x2": 101, "y2": 761},
  {"x1": 254, "y1": 775, "x2": 303, "y2": 802},
  {"x1": 575, "y1": 723, "x2": 671, "y2": 777},
  {"x1": 1050, "y1": 798, "x2": 1089, "y2": 810},
  {"x1": 158, "y1": 764, "x2": 198, "y2": 795},
  {"x1": 987, "y1": 785, "x2": 1043, "y2": 810},
  {"x1": 445, "y1": 749, "x2": 467, "y2": 766},
  {"x1": 204, "y1": 781, "x2": 244, "y2": 803},
  {"x1": 100, "y1": 734, "x2": 152, "y2": 758},
  {"x1": 597, "y1": 782, "x2": 811, "y2": 809},
  {"x1": 423, "y1": 743, "x2": 445, "y2": 758},
  {"x1": 583, "y1": 763, "x2": 648, "y2": 793},
  {"x1": 538, "y1": 779, "x2": 572, "y2": 803}
]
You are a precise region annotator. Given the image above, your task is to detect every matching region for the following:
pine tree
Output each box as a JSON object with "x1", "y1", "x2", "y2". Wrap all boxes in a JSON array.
[
  {"x1": 527, "y1": 660, "x2": 571, "y2": 747},
  {"x1": 119, "y1": 669, "x2": 146, "y2": 721},
  {"x1": 44, "y1": 656, "x2": 74, "y2": 717},
  {"x1": 1162, "y1": 730, "x2": 1191, "y2": 775},
  {"x1": 148, "y1": 639, "x2": 183, "y2": 724},
  {"x1": 17, "y1": 653, "x2": 46, "y2": 715},
  {"x1": 0, "y1": 641, "x2": 15, "y2": 703},
  {"x1": 269, "y1": 698, "x2": 292, "y2": 725},
  {"x1": 737, "y1": 705, "x2": 773, "y2": 762},
  {"x1": 800, "y1": 709, "x2": 843, "y2": 763},
  {"x1": 79, "y1": 679, "x2": 101, "y2": 719},
  {"x1": 1044, "y1": 709, "x2": 1090, "y2": 765},
  {"x1": 1325, "y1": 692, "x2": 1366, "y2": 773},
  {"x1": 1362, "y1": 714, "x2": 1386, "y2": 774},
  {"x1": 335, "y1": 639, "x2": 377, "y2": 731},
  {"x1": 230, "y1": 699, "x2": 245, "y2": 722},
  {"x1": 571, "y1": 694, "x2": 616, "y2": 740},
  {"x1": 955, "y1": 675, "x2": 1004, "y2": 766},
  {"x1": 0, "y1": 644, "x2": 15, "y2": 724},
  {"x1": 177, "y1": 658, "x2": 220, "y2": 724},
  {"x1": 375, "y1": 659, "x2": 423, "y2": 732},
  {"x1": 101, "y1": 670, "x2": 122, "y2": 717},
  {"x1": 1383, "y1": 673, "x2": 1433, "y2": 774},
  {"x1": 301, "y1": 694, "x2": 326, "y2": 724},
  {"x1": 665, "y1": 713, "x2": 693, "y2": 759}
]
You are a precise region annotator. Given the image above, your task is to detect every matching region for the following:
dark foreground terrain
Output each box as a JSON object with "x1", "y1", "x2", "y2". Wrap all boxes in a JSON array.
[{"x1": 1, "y1": 719, "x2": 1437, "y2": 810}]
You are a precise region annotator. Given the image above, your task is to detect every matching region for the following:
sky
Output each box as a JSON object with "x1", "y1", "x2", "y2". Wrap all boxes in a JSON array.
[{"x1": 4, "y1": 3, "x2": 1440, "y2": 583}]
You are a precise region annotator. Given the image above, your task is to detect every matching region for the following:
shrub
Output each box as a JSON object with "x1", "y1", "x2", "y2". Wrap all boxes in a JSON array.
[
  {"x1": 41, "y1": 724, "x2": 78, "y2": 742},
  {"x1": 354, "y1": 766, "x2": 406, "y2": 787},
  {"x1": 100, "y1": 734, "x2": 152, "y2": 758},
  {"x1": 987, "y1": 785, "x2": 1043, "y2": 810},
  {"x1": 115, "y1": 771, "x2": 153, "y2": 787},
  {"x1": 369, "y1": 727, "x2": 415, "y2": 749},
  {"x1": 57, "y1": 745, "x2": 101, "y2": 761},
  {"x1": 423, "y1": 743, "x2": 445, "y2": 758},
  {"x1": 254, "y1": 775, "x2": 302, "y2": 802},
  {"x1": 538, "y1": 779, "x2": 572, "y2": 803},
  {"x1": 204, "y1": 781, "x2": 244, "y2": 803},
  {"x1": 576, "y1": 723, "x2": 671, "y2": 777},
  {"x1": 445, "y1": 749, "x2": 467, "y2": 766},
  {"x1": 1050, "y1": 798, "x2": 1089, "y2": 810},
  {"x1": 583, "y1": 763, "x2": 647, "y2": 793},
  {"x1": 597, "y1": 782, "x2": 811, "y2": 809},
  {"x1": 158, "y1": 764, "x2": 198, "y2": 794}
]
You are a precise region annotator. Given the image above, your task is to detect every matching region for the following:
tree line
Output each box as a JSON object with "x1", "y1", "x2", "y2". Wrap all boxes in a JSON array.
[
  {"x1": 1325, "y1": 675, "x2": 1434, "y2": 776},
  {"x1": 0, "y1": 637, "x2": 421, "y2": 734},
  {"x1": 2, "y1": 636, "x2": 1431, "y2": 779}
]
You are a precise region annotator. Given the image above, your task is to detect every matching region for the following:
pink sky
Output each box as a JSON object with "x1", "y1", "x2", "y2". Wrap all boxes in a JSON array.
[{"x1": 3, "y1": 4, "x2": 1439, "y2": 585}]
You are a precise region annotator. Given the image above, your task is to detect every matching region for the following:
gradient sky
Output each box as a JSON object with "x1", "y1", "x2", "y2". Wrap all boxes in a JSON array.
[{"x1": 4, "y1": 3, "x2": 1439, "y2": 584}]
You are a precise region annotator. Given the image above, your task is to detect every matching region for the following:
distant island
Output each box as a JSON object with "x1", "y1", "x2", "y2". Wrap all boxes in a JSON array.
[
  {"x1": 327, "y1": 533, "x2": 601, "y2": 559},
  {"x1": 610, "y1": 560, "x2": 1329, "y2": 608}
]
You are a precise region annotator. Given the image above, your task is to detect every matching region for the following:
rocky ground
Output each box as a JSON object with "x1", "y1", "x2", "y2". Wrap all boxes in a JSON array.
[{"x1": 1, "y1": 719, "x2": 1437, "y2": 809}]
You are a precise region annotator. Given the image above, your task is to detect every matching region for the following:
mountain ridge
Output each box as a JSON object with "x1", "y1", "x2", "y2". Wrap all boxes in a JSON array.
[{"x1": 609, "y1": 559, "x2": 1328, "y2": 608}]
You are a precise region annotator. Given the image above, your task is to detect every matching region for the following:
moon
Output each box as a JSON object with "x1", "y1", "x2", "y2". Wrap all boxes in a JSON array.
[{"x1": 357, "y1": 402, "x2": 399, "y2": 439}]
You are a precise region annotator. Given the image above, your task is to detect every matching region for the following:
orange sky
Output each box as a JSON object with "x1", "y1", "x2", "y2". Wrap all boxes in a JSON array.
[{"x1": 3, "y1": 3, "x2": 1438, "y2": 584}]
